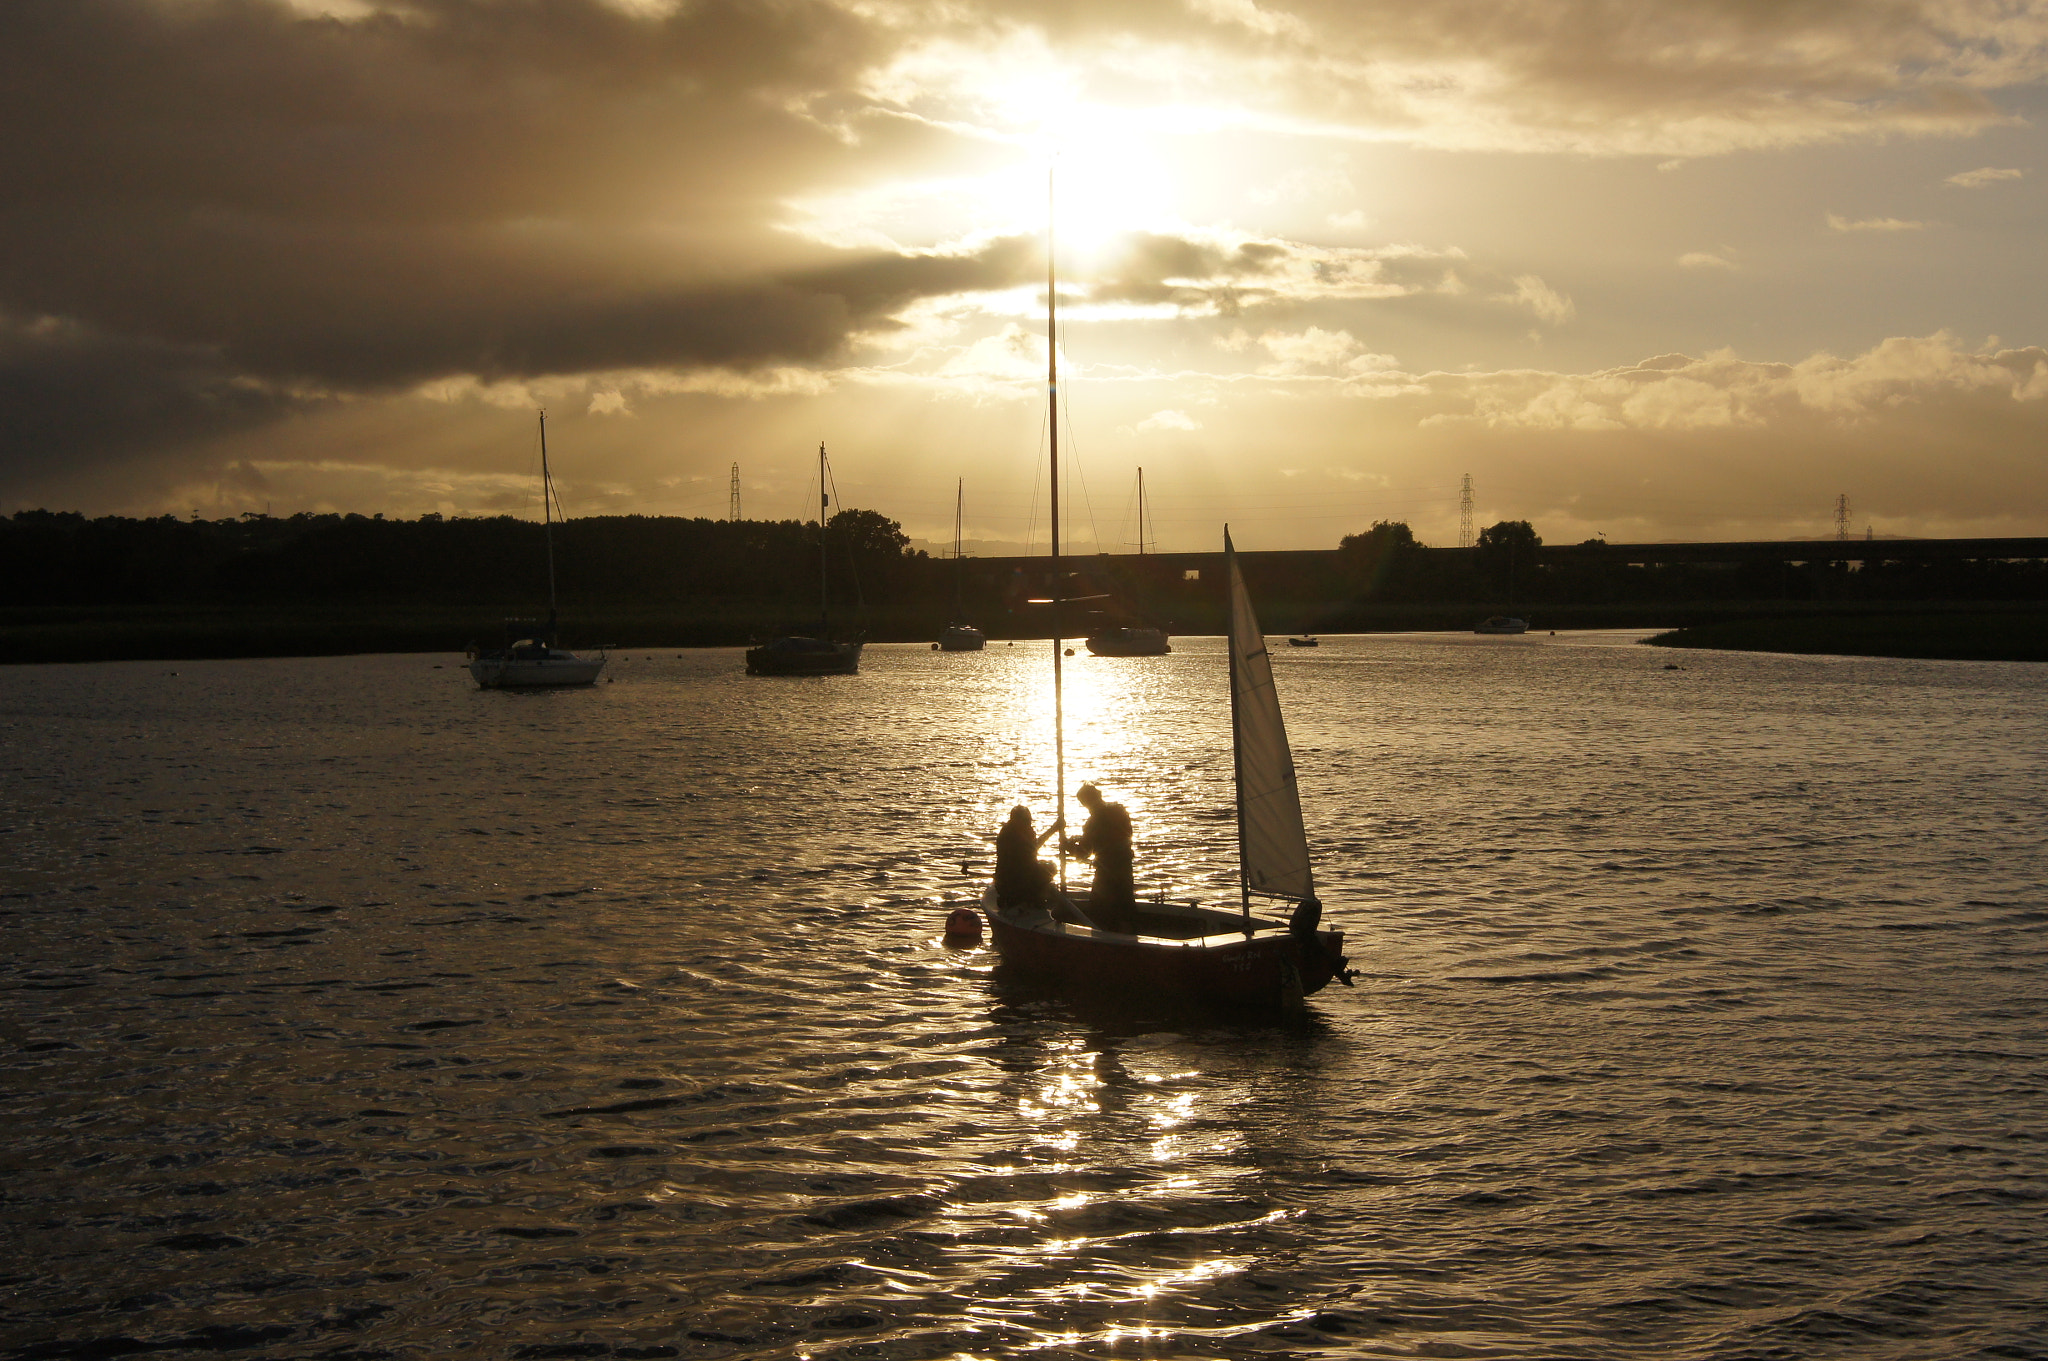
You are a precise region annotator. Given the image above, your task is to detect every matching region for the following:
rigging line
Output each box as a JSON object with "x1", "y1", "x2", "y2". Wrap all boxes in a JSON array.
[
  {"x1": 526, "y1": 414, "x2": 546, "y2": 526},
  {"x1": 791, "y1": 466, "x2": 821, "y2": 526},
  {"x1": 823, "y1": 451, "x2": 868, "y2": 622},
  {"x1": 1023, "y1": 402, "x2": 1048, "y2": 560},
  {"x1": 1054, "y1": 312, "x2": 1104, "y2": 555}
]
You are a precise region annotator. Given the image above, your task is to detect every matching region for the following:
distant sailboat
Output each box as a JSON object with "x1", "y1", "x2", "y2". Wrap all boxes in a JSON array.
[
  {"x1": 937, "y1": 479, "x2": 987, "y2": 651},
  {"x1": 746, "y1": 442, "x2": 864, "y2": 675},
  {"x1": 1085, "y1": 465, "x2": 1169, "y2": 656},
  {"x1": 467, "y1": 411, "x2": 607, "y2": 689},
  {"x1": 1084, "y1": 625, "x2": 1171, "y2": 656}
]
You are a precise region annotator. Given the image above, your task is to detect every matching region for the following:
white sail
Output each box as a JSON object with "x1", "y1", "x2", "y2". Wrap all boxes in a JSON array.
[{"x1": 1227, "y1": 529, "x2": 1315, "y2": 902}]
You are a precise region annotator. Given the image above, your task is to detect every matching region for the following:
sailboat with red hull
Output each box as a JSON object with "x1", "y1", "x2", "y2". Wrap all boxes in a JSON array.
[
  {"x1": 984, "y1": 533, "x2": 1353, "y2": 1010},
  {"x1": 981, "y1": 178, "x2": 1352, "y2": 1012}
]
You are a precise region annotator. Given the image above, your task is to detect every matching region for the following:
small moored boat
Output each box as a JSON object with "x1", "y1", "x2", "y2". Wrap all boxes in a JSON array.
[
  {"x1": 746, "y1": 442, "x2": 865, "y2": 676},
  {"x1": 470, "y1": 632, "x2": 607, "y2": 689},
  {"x1": 467, "y1": 412, "x2": 608, "y2": 689},
  {"x1": 1474, "y1": 615, "x2": 1529, "y2": 634},
  {"x1": 1084, "y1": 625, "x2": 1170, "y2": 656},
  {"x1": 935, "y1": 479, "x2": 987, "y2": 651}
]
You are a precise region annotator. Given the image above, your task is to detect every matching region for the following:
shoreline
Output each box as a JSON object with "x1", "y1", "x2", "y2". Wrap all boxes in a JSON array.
[
  {"x1": 1644, "y1": 611, "x2": 2048, "y2": 663},
  {"x1": 5, "y1": 604, "x2": 2045, "y2": 666}
]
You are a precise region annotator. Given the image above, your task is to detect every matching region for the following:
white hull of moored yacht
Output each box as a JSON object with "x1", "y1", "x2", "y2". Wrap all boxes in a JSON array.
[{"x1": 469, "y1": 651, "x2": 606, "y2": 688}]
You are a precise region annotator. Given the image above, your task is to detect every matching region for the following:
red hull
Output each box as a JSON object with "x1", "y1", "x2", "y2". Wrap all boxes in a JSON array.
[{"x1": 982, "y1": 889, "x2": 1347, "y2": 1011}]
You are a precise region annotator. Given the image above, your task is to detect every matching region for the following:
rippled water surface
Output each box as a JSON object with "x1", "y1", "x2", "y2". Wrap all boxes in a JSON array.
[{"x1": 2, "y1": 634, "x2": 2045, "y2": 1360}]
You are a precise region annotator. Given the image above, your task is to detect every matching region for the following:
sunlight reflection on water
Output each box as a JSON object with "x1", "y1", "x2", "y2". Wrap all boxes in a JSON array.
[{"x1": 1, "y1": 635, "x2": 2045, "y2": 1358}]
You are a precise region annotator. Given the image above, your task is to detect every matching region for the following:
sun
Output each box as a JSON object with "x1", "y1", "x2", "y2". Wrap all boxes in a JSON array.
[
  {"x1": 975, "y1": 78, "x2": 1183, "y2": 265},
  {"x1": 786, "y1": 44, "x2": 1187, "y2": 272}
]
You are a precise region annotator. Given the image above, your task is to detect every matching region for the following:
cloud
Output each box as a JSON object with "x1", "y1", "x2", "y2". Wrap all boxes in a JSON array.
[
  {"x1": 874, "y1": 0, "x2": 2045, "y2": 157},
  {"x1": 1183, "y1": 0, "x2": 1313, "y2": 42},
  {"x1": 1131, "y1": 408, "x2": 1202, "y2": 432},
  {"x1": 1946, "y1": 166, "x2": 2025, "y2": 188},
  {"x1": 1078, "y1": 231, "x2": 1452, "y2": 316},
  {"x1": 0, "y1": 313, "x2": 326, "y2": 479},
  {"x1": 1259, "y1": 327, "x2": 1363, "y2": 372},
  {"x1": 1678, "y1": 251, "x2": 1737, "y2": 270},
  {"x1": 1827, "y1": 213, "x2": 1925, "y2": 232},
  {"x1": 1444, "y1": 333, "x2": 2048, "y2": 432},
  {"x1": 1500, "y1": 275, "x2": 1575, "y2": 325}
]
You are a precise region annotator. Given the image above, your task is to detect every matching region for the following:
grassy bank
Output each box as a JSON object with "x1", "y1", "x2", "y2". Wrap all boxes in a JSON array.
[{"x1": 1645, "y1": 611, "x2": 2048, "y2": 663}]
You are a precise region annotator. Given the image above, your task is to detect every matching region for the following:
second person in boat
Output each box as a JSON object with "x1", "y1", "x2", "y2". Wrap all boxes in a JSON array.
[
  {"x1": 994, "y1": 805, "x2": 1059, "y2": 910},
  {"x1": 1064, "y1": 783, "x2": 1138, "y2": 933}
]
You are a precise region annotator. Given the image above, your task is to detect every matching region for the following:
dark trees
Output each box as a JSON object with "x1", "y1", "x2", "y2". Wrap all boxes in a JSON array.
[
  {"x1": 1337, "y1": 520, "x2": 1423, "y2": 596},
  {"x1": 1475, "y1": 520, "x2": 1541, "y2": 597}
]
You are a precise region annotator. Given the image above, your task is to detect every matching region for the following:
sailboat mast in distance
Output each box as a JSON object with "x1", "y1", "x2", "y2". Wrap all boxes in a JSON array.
[
  {"x1": 818, "y1": 442, "x2": 829, "y2": 636},
  {"x1": 1137, "y1": 467, "x2": 1149, "y2": 556},
  {"x1": 539, "y1": 410, "x2": 558, "y2": 639}
]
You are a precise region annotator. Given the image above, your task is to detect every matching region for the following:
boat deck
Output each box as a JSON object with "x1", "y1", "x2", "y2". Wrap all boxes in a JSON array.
[{"x1": 1021, "y1": 892, "x2": 1287, "y2": 944}]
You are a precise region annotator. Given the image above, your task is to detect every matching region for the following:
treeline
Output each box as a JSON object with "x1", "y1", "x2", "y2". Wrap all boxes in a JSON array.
[
  {"x1": 4, "y1": 509, "x2": 2043, "y2": 646},
  {"x1": 1321, "y1": 519, "x2": 2048, "y2": 617},
  {"x1": 0, "y1": 508, "x2": 931, "y2": 611}
]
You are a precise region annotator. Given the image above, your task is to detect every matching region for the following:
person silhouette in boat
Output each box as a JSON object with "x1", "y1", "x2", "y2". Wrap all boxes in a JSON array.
[
  {"x1": 994, "y1": 805, "x2": 1058, "y2": 910},
  {"x1": 1063, "y1": 783, "x2": 1137, "y2": 932}
]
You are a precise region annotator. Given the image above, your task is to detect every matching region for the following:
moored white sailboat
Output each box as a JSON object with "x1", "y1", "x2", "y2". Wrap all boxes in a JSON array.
[
  {"x1": 937, "y1": 478, "x2": 986, "y2": 651},
  {"x1": 1084, "y1": 466, "x2": 1169, "y2": 655},
  {"x1": 746, "y1": 442, "x2": 864, "y2": 676},
  {"x1": 467, "y1": 411, "x2": 608, "y2": 689}
]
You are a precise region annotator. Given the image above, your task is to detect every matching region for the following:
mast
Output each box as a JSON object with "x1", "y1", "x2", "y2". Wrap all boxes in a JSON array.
[
  {"x1": 817, "y1": 441, "x2": 830, "y2": 637},
  {"x1": 953, "y1": 477, "x2": 965, "y2": 616},
  {"x1": 540, "y1": 409, "x2": 558, "y2": 642},
  {"x1": 1048, "y1": 167, "x2": 1066, "y2": 889},
  {"x1": 1227, "y1": 525, "x2": 1250, "y2": 919},
  {"x1": 1137, "y1": 467, "x2": 1148, "y2": 556}
]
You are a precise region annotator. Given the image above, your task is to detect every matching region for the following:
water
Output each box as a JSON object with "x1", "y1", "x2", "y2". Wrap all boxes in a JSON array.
[{"x1": 2, "y1": 634, "x2": 2044, "y2": 1359}]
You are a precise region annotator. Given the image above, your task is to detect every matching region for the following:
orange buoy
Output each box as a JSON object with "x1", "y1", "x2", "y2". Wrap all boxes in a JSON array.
[{"x1": 943, "y1": 906, "x2": 983, "y2": 941}]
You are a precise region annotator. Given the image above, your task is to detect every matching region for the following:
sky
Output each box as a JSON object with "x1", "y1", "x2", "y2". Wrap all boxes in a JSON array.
[{"x1": 3, "y1": 0, "x2": 2046, "y2": 551}]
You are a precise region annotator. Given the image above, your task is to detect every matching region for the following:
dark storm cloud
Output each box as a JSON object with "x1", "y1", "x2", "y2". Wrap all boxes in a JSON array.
[
  {"x1": 0, "y1": 0, "x2": 971, "y2": 464},
  {"x1": 0, "y1": 316, "x2": 315, "y2": 477},
  {"x1": 0, "y1": 230, "x2": 1044, "y2": 465}
]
